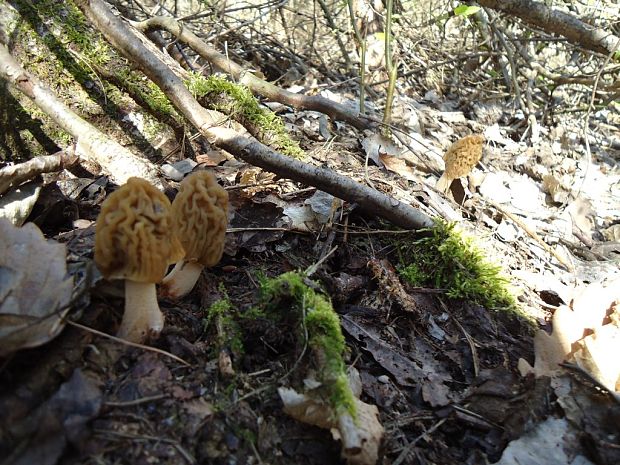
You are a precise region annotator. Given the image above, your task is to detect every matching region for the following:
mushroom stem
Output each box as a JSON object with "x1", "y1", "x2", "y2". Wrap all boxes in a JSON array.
[
  {"x1": 118, "y1": 280, "x2": 163, "y2": 343},
  {"x1": 436, "y1": 173, "x2": 452, "y2": 194},
  {"x1": 160, "y1": 261, "x2": 204, "y2": 298}
]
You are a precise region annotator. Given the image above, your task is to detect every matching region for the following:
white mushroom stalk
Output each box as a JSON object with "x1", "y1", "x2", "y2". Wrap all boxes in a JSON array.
[
  {"x1": 117, "y1": 280, "x2": 164, "y2": 342},
  {"x1": 161, "y1": 261, "x2": 204, "y2": 299},
  {"x1": 160, "y1": 170, "x2": 228, "y2": 299}
]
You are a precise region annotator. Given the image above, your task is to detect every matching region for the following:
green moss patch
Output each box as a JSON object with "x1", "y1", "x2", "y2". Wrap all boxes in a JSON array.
[
  {"x1": 186, "y1": 73, "x2": 305, "y2": 158},
  {"x1": 204, "y1": 294, "x2": 245, "y2": 357},
  {"x1": 257, "y1": 271, "x2": 357, "y2": 419},
  {"x1": 398, "y1": 219, "x2": 519, "y2": 312}
]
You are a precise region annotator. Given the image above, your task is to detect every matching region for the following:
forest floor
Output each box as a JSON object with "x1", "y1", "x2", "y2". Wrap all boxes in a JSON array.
[
  {"x1": 1, "y1": 1, "x2": 620, "y2": 464},
  {"x1": 2, "y1": 93, "x2": 619, "y2": 464}
]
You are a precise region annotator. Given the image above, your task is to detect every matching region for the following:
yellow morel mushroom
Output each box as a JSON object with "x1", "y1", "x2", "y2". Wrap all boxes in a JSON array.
[
  {"x1": 161, "y1": 170, "x2": 229, "y2": 298},
  {"x1": 94, "y1": 177, "x2": 184, "y2": 343},
  {"x1": 436, "y1": 134, "x2": 484, "y2": 194}
]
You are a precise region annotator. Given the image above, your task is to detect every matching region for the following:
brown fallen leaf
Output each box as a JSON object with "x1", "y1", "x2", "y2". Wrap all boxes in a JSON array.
[
  {"x1": 379, "y1": 154, "x2": 418, "y2": 181},
  {"x1": 0, "y1": 219, "x2": 73, "y2": 356},
  {"x1": 1, "y1": 369, "x2": 102, "y2": 465}
]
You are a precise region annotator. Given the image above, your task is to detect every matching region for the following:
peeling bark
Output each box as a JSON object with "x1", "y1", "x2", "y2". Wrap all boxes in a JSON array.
[{"x1": 479, "y1": 0, "x2": 620, "y2": 56}]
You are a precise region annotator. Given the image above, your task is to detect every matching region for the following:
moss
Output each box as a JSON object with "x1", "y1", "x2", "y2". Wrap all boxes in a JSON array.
[
  {"x1": 204, "y1": 292, "x2": 245, "y2": 356},
  {"x1": 398, "y1": 219, "x2": 523, "y2": 317},
  {"x1": 7, "y1": 0, "x2": 169, "y2": 158},
  {"x1": 13, "y1": 0, "x2": 111, "y2": 85},
  {"x1": 186, "y1": 73, "x2": 305, "y2": 158},
  {"x1": 257, "y1": 272, "x2": 357, "y2": 419},
  {"x1": 112, "y1": 68, "x2": 177, "y2": 118},
  {"x1": 236, "y1": 427, "x2": 258, "y2": 445}
]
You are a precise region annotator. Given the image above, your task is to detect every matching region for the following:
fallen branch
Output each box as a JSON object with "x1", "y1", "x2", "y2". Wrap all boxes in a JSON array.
[
  {"x1": 76, "y1": 0, "x2": 433, "y2": 230},
  {"x1": 0, "y1": 148, "x2": 78, "y2": 195},
  {"x1": 0, "y1": 43, "x2": 163, "y2": 189},
  {"x1": 131, "y1": 16, "x2": 375, "y2": 131},
  {"x1": 479, "y1": 0, "x2": 620, "y2": 56}
]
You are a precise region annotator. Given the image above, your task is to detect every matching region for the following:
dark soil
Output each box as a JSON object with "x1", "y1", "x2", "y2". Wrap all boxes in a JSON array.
[{"x1": 0, "y1": 206, "x2": 550, "y2": 465}]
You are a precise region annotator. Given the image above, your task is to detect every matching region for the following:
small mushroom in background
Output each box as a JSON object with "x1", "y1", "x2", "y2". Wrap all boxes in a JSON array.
[
  {"x1": 94, "y1": 177, "x2": 184, "y2": 343},
  {"x1": 436, "y1": 134, "x2": 484, "y2": 194},
  {"x1": 161, "y1": 170, "x2": 228, "y2": 299}
]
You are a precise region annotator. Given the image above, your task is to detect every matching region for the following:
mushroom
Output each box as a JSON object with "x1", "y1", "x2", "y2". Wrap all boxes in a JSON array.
[
  {"x1": 94, "y1": 177, "x2": 184, "y2": 343},
  {"x1": 436, "y1": 134, "x2": 484, "y2": 194},
  {"x1": 161, "y1": 170, "x2": 228, "y2": 298}
]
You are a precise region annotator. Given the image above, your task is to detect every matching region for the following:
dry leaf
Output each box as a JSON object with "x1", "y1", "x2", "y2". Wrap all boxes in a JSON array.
[
  {"x1": 569, "y1": 303, "x2": 620, "y2": 392},
  {"x1": 0, "y1": 181, "x2": 41, "y2": 226},
  {"x1": 278, "y1": 386, "x2": 383, "y2": 465},
  {"x1": 379, "y1": 154, "x2": 418, "y2": 181},
  {"x1": 602, "y1": 224, "x2": 620, "y2": 242},
  {"x1": 0, "y1": 219, "x2": 73, "y2": 356},
  {"x1": 496, "y1": 417, "x2": 594, "y2": 465},
  {"x1": 3, "y1": 369, "x2": 102, "y2": 465},
  {"x1": 361, "y1": 133, "x2": 401, "y2": 166},
  {"x1": 518, "y1": 279, "x2": 620, "y2": 393},
  {"x1": 305, "y1": 190, "x2": 343, "y2": 224}
]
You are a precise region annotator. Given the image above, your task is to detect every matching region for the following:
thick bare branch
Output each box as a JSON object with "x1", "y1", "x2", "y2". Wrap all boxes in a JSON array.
[
  {"x1": 479, "y1": 0, "x2": 620, "y2": 56},
  {"x1": 0, "y1": 148, "x2": 78, "y2": 196},
  {"x1": 76, "y1": 0, "x2": 433, "y2": 230},
  {"x1": 0, "y1": 44, "x2": 163, "y2": 189},
  {"x1": 132, "y1": 16, "x2": 374, "y2": 131}
]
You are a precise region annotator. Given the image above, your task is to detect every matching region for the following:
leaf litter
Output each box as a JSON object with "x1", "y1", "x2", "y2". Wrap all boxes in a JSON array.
[
  {"x1": 1, "y1": 6, "x2": 620, "y2": 465},
  {"x1": 0, "y1": 219, "x2": 73, "y2": 356}
]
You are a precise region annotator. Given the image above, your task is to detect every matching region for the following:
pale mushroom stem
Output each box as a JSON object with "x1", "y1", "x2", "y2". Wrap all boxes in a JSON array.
[
  {"x1": 117, "y1": 280, "x2": 164, "y2": 343},
  {"x1": 160, "y1": 261, "x2": 204, "y2": 298},
  {"x1": 435, "y1": 173, "x2": 452, "y2": 194}
]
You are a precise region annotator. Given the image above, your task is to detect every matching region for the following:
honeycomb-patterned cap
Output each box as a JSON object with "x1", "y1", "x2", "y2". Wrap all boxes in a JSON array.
[
  {"x1": 171, "y1": 170, "x2": 228, "y2": 267},
  {"x1": 444, "y1": 134, "x2": 484, "y2": 179},
  {"x1": 95, "y1": 177, "x2": 185, "y2": 282}
]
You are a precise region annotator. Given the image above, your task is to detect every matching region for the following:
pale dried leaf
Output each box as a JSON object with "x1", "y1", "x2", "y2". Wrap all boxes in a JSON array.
[
  {"x1": 278, "y1": 386, "x2": 383, "y2": 465},
  {"x1": 361, "y1": 133, "x2": 401, "y2": 166},
  {"x1": 496, "y1": 417, "x2": 594, "y2": 465},
  {"x1": 602, "y1": 224, "x2": 620, "y2": 242},
  {"x1": 520, "y1": 280, "x2": 620, "y2": 392},
  {"x1": 569, "y1": 303, "x2": 620, "y2": 392},
  {"x1": 0, "y1": 219, "x2": 73, "y2": 356},
  {"x1": 0, "y1": 181, "x2": 41, "y2": 227},
  {"x1": 526, "y1": 306, "x2": 583, "y2": 378},
  {"x1": 334, "y1": 401, "x2": 383, "y2": 465}
]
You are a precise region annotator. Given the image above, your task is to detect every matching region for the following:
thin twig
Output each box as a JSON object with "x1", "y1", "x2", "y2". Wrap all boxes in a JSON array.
[
  {"x1": 484, "y1": 198, "x2": 574, "y2": 272},
  {"x1": 67, "y1": 320, "x2": 191, "y2": 366},
  {"x1": 439, "y1": 299, "x2": 480, "y2": 378},
  {"x1": 94, "y1": 429, "x2": 196, "y2": 464},
  {"x1": 104, "y1": 394, "x2": 167, "y2": 407},
  {"x1": 392, "y1": 418, "x2": 447, "y2": 465}
]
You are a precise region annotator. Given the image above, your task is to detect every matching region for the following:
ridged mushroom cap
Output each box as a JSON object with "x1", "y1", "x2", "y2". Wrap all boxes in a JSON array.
[
  {"x1": 443, "y1": 134, "x2": 484, "y2": 179},
  {"x1": 95, "y1": 177, "x2": 185, "y2": 282},
  {"x1": 171, "y1": 170, "x2": 228, "y2": 267}
]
